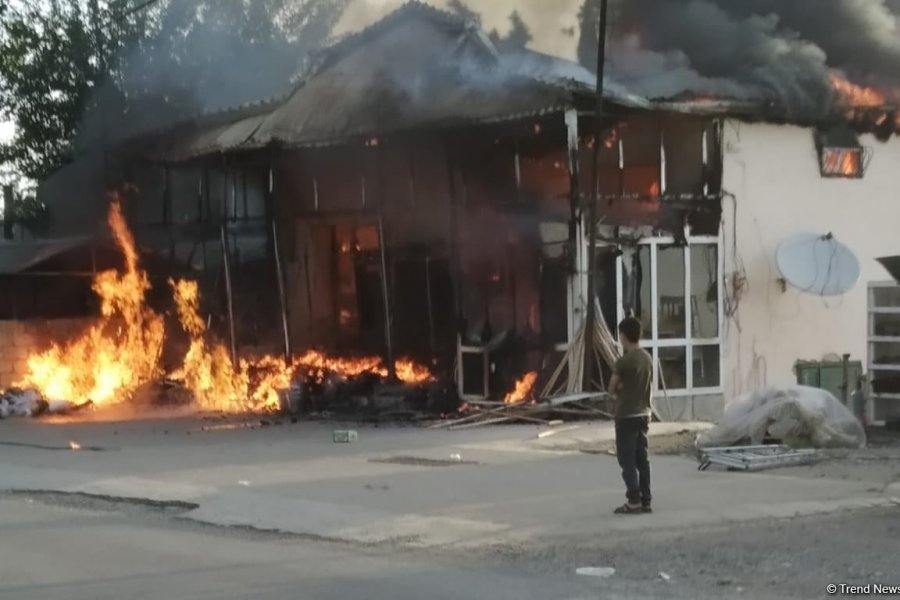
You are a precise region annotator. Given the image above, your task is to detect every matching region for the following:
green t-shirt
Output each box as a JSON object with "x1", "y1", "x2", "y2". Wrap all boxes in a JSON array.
[{"x1": 613, "y1": 347, "x2": 653, "y2": 418}]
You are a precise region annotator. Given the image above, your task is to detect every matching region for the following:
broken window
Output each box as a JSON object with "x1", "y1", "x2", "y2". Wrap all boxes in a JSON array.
[
  {"x1": 663, "y1": 117, "x2": 704, "y2": 195},
  {"x1": 815, "y1": 126, "x2": 869, "y2": 178},
  {"x1": 622, "y1": 117, "x2": 661, "y2": 197}
]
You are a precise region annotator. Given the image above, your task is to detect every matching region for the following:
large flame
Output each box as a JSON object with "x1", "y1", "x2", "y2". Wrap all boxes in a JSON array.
[
  {"x1": 169, "y1": 282, "x2": 434, "y2": 411},
  {"x1": 503, "y1": 371, "x2": 538, "y2": 405},
  {"x1": 16, "y1": 199, "x2": 164, "y2": 405},
  {"x1": 169, "y1": 279, "x2": 295, "y2": 412},
  {"x1": 15, "y1": 198, "x2": 434, "y2": 414},
  {"x1": 829, "y1": 72, "x2": 886, "y2": 108}
]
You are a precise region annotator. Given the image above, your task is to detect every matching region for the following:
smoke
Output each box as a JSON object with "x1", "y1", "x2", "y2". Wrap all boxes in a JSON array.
[
  {"x1": 78, "y1": 0, "x2": 348, "y2": 147},
  {"x1": 81, "y1": 0, "x2": 900, "y2": 145},
  {"x1": 606, "y1": 34, "x2": 756, "y2": 101},
  {"x1": 599, "y1": 0, "x2": 900, "y2": 115},
  {"x1": 339, "y1": 0, "x2": 900, "y2": 117}
]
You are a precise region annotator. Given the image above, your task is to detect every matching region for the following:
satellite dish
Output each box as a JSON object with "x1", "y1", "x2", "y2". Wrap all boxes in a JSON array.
[{"x1": 776, "y1": 232, "x2": 860, "y2": 296}]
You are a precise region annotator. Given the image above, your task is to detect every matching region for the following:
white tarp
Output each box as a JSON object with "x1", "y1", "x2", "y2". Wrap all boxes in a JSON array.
[
  {"x1": 697, "y1": 385, "x2": 866, "y2": 449},
  {"x1": 0, "y1": 388, "x2": 46, "y2": 418}
]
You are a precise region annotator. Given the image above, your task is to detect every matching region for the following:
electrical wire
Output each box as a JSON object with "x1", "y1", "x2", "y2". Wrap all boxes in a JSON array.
[
  {"x1": 720, "y1": 192, "x2": 747, "y2": 334},
  {"x1": 106, "y1": 0, "x2": 164, "y2": 17}
]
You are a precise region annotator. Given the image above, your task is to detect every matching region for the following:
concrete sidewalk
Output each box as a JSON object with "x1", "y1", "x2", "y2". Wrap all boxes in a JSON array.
[{"x1": 0, "y1": 418, "x2": 896, "y2": 552}]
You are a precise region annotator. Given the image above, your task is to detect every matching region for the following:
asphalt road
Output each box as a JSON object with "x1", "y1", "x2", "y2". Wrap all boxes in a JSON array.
[
  {"x1": 0, "y1": 495, "x2": 605, "y2": 600},
  {"x1": 1, "y1": 417, "x2": 898, "y2": 599},
  {"x1": 3, "y1": 492, "x2": 898, "y2": 600}
]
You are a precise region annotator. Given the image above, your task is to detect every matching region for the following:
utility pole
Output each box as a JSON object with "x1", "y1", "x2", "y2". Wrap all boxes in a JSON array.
[{"x1": 582, "y1": 0, "x2": 609, "y2": 391}]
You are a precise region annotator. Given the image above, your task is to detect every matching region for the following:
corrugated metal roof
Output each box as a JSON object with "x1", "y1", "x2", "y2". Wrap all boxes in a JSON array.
[
  {"x1": 145, "y1": 2, "x2": 651, "y2": 161},
  {"x1": 249, "y1": 10, "x2": 570, "y2": 146},
  {"x1": 0, "y1": 238, "x2": 94, "y2": 275},
  {"x1": 652, "y1": 98, "x2": 772, "y2": 117},
  {"x1": 148, "y1": 114, "x2": 267, "y2": 162}
]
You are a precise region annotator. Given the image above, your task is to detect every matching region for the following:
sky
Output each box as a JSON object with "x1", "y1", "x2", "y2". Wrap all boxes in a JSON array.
[
  {"x1": 336, "y1": 0, "x2": 582, "y2": 60},
  {"x1": 0, "y1": 121, "x2": 13, "y2": 144}
]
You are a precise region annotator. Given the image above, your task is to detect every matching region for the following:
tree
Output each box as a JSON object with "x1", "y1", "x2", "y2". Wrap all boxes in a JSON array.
[
  {"x1": 447, "y1": 0, "x2": 481, "y2": 26},
  {"x1": 0, "y1": 0, "x2": 348, "y2": 183},
  {"x1": 490, "y1": 10, "x2": 533, "y2": 52},
  {"x1": 0, "y1": 0, "x2": 149, "y2": 181},
  {"x1": 577, "y1": 0, "x2": 604, "y2": 72}
]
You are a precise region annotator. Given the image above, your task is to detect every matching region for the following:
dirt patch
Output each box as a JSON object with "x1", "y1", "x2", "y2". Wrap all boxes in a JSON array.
[
  {"x1": 578, "y1": 429, "x2": 699, "y2": 457},
  {"x1": 478, "y1": 506, "x2": 900, "y2": 600}
]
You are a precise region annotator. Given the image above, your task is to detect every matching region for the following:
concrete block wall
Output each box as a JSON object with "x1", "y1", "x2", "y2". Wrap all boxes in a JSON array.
[{"x1": 0, "y1": 319, "x2": 94, "y2": 389}]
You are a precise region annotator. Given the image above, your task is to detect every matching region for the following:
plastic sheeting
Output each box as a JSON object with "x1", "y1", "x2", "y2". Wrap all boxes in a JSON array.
[
  {"x1": 0, "y1": 388, "x2": 47, "y2": 418},
  {"x1": 697, "y1": 385, "x2": 866, "y2": 449}
]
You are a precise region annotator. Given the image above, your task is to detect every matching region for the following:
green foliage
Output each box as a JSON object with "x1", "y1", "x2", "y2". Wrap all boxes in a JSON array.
[{"x1": 0, "y1": 0, "x2": 348, "y2": 184}]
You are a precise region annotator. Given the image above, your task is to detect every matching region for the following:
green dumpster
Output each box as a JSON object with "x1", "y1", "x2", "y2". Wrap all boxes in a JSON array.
[{"x1": 794, "y1": 359, "x2": 862, "y2": 405}]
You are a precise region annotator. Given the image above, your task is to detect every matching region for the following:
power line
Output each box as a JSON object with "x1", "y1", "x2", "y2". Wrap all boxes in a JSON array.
[{"x1": 109, "y1": 0, "x2": 164, "y2": 17}]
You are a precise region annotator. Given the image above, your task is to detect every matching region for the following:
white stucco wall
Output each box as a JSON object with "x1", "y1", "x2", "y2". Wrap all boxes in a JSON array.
[{"x1": 721, "y1": 121, "x2": 899, "y2": 404}]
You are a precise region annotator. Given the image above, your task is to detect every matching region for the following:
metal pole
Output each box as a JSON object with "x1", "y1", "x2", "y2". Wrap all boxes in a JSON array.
[
  {"x1": 583, "y1": 0, "x2": 609, "y2": 391},
  {"x1": 272, "y1": 220, "x2": 292, "y2": 362},
  {"x1": 221, "y1": 225, "x2": 238, "y2": 365},
  {"x1": 378, "y1": 215, "x2": 396, "y2": 380},
  {"x1": 425, "y1": 255, "x2": 436, "y2": 353},
  {"x1": 842, "y1": 353, "x2": 851, "y2": 405},
  {"x1": 445, "y1": 148, "x2": 463, "y2": 328},
  {"x1": 303, "y1": 247, "x2": 314, "y2": 334}
]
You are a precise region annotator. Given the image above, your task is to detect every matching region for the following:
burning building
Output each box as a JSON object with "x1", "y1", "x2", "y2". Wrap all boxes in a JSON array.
[{"x1": 20, "y1": 2, "x2": 900, "y2": 422}]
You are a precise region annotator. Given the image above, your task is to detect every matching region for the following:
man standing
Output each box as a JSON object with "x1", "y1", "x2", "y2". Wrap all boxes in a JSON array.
[{"x1": 607, "y1": 317, "x2": 653, "y2": 514}]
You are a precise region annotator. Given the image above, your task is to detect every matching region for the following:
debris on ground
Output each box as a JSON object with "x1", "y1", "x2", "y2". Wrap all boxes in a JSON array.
[
  {"x1": 698, "y1": 444, "x2": 820, "y2": 471},
  {"x1": 333, "y1": 429, "x2": 359, "y2": 443},
  {"x1": 431, "y1": 393, "x2": 611, "y2": 431},
  {"x1": 0, "y1": 388, "x2": 45, "y2": 418},
  {"x1": 697, "y1": 385, "x2": 866, "y2": 449}
]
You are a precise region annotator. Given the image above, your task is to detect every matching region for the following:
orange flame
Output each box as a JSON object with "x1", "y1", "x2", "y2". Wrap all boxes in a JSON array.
[
  {"x1": 395, "y1": 358, "x2": 434, "y2": 384},
  {"x1": 16, "y1": 198, "x2": 164, "y2": 406},
  {"x1": 603, "y1": 129, "x2": 619, "y2": 149},
  {"x1": 294, "y1": 350, "x2": 433, "y2": 385},
  {"x1": 15, "y1": 198, "x2": 435, "y2": 415},
  {"x1": 503, "y1": 371, "x2": 538, "y2": 405},
  {"x1": 821, "y1": 148, "x2": 862, "y2": 177},
  {"x1": 169, "y1": 279, "x2": 296, "y2": 412},
  {"x1": 829, "y1": 72, "x2": 886, "y2": 108}
]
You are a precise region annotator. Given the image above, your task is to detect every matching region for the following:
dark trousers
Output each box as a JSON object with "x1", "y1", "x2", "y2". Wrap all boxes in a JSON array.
[{"x1": 615, "y1": 416, "x2": 651, "y2": 505}]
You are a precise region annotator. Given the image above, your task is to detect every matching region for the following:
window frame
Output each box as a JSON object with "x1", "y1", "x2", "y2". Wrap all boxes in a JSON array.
[
  {"x1": 610, "y1": 235, "x2": 724, "y2": 396},
  {"x1": 819, "y1": 146, "x2": 866, "y2": 179}
]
